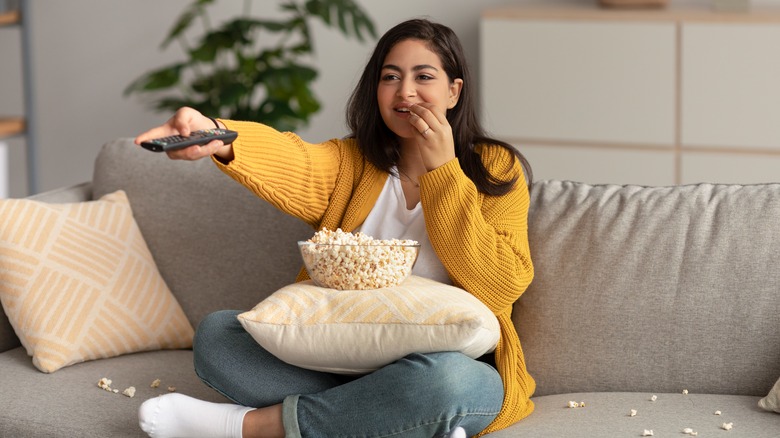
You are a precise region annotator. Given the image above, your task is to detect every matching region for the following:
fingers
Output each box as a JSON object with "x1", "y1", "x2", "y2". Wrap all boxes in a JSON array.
[
  {"x1": 134, "y1": 125, "x2": 177, "y2": 145},
  {"x1": 407, "y1": 106, "x2": 432, "y2": 136},
  {"x1": 406, "y1": 103, "x2": 456, "y2": 170},
  {"x1": 134, "y1": 107, "x2": 204, "y2": 145},
  {"x1": 171, "y1": 107, "x2": 200, "y2": 137},
  {"x1": 135, "y1": 108, "x2": 230, "y2": 161},
  {"x1": 408, "y1": 103, "x2": 446, "y2": 137},
  {"x1": 166, "y1": 140, "x2": 225, "y2": 161}
]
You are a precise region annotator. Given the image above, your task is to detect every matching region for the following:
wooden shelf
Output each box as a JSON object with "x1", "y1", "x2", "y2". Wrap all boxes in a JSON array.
[
  {"x1": 0, "y1": 10, "x2": 20, "y2": 26},
  {"x1": 0, "y1": 117, "x2": 25, "y2": 139}
]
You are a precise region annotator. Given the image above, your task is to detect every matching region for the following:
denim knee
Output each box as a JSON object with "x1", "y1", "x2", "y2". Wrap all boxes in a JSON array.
[
  {"x1": 399, "y1": 352, "x2": 504, "y2": 412},
  {"x1": 292, "y1": 352, "x2": 504, "y2": 438},
  {"x1": 193, "y1": 310, "x2": 242, "y2": 378}
]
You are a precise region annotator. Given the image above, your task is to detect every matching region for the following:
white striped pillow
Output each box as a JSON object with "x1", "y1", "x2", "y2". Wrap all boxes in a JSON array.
[
  {"x1": 0, "y1": 190, "x2": 194, "y2": 373},
  {"x1": 238, "y1": 275, "x2": 499, "y2": 374}
]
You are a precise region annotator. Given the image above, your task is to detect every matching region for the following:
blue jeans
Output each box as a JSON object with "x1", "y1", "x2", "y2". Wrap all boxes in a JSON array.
[{"x1": 193, "y1": 310, "x2": 504, "y2": 438}]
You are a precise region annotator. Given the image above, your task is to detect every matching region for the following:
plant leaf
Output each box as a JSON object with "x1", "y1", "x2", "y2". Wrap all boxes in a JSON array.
[
  {"x1": 250, "y1": 19, "x2": 291, "y2": 33},
  {"x1": 218, "y1": 82, "x2": 251, "y2": 108},
  {"x1": 304, "y1": 0, "x2": 377, "y2": 42},
  {"x1": 304, "y1": 0, "x2": 329, "y2": 25},
  {"x1": 336, "y1": 3, "x2": 348, "y2": 35},
  {"x1": 123, "y1": 63, "x2": 185, "y2": 95},
  {"x1": 127, "y1": 0, "x2": 375, "y2": 124},
  {"x1": 162, "y1": 0, "x2": 215, "y2": 49}
]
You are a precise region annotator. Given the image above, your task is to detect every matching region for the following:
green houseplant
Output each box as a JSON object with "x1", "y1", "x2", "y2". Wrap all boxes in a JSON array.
[{"x1": 125, "y1": 0, "x2": 376, "y2": 132}]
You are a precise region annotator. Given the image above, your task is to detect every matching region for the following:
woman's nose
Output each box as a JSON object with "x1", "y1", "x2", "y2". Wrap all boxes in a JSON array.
[{"x1": 397, "y1": 78, "x2": 416, "y2": 98}]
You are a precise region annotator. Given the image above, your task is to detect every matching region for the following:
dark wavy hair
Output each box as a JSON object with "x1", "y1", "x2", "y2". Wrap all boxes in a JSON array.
[{"x1": 346, "y1": 18, "x2": 532, "y2": 195}]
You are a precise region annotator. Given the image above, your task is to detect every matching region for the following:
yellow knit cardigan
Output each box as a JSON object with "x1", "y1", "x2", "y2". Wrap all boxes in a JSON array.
[{"x1": 214, "y1": 120, "x2": 536, "y2": 436}]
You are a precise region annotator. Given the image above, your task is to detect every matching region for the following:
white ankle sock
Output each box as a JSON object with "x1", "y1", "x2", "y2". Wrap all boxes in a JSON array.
[
  {"x1": 138, "y1": 393, "x2": 253, "y2": 438},
  {"x1": 447, "y1": 426, "x2": 467, "y2": 438}
]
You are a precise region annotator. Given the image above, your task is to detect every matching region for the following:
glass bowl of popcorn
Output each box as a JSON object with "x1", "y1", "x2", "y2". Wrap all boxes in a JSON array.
[{"x1": 298, "y1": 229, "x2": 420, "y2": 290}]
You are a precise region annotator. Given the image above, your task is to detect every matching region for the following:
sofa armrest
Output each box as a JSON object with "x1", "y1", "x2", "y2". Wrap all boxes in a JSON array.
[
  {"x1": 28, "y1": 182, "x2": 93, "y2": 203},
  {"x1": 0, "y1": 182, "x2": 94, "y2": 354}
]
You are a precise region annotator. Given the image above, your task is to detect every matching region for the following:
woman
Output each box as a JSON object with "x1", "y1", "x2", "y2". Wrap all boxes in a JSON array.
[{"x1": 135, "y1": 18, "x2": 535, "y2": 438}]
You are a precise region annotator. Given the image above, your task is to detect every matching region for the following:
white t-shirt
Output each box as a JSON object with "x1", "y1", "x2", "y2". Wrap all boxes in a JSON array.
[{"x1": 357, "y1": 170, "x2": 451, "y2": 285}]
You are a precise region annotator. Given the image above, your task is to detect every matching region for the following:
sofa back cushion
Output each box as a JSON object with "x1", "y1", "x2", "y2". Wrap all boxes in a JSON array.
[
  {"x1": 91, "y1": 139, "x2": 313, "y2": 328},
  {"x1": 516, "y1": 180, "x2": 780, "y2": 397}
]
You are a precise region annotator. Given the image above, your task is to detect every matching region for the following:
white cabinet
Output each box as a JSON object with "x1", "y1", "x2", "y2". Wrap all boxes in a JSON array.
[
  {"x1": 482, "y1": 19, "x2": 676, "y2": 147},
  {"x1": 482, "y1": 4, "x2": 780, "y2": 185},
  {"x1": 681, "y1": 23, "x2": 780, "y2": 150}
]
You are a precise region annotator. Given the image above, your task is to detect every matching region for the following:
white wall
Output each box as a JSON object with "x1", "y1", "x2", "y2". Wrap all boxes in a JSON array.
[
  {"x1": 0, "y1": 0, "x2": 529, "y2": 196},
  {"x1": 1, "y1": 0, "x2": 780, "y2": 196}
]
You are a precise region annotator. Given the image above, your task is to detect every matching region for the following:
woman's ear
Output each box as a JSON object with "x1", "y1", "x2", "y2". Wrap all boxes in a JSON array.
[{"x1": 447, "y1": 78, "x2": 464, "y2": 109}]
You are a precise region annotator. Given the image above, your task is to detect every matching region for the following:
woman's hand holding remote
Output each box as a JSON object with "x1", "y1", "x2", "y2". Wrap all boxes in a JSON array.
[{"x1": 134, "y1": 107, "x2": 234, "y2": 161}]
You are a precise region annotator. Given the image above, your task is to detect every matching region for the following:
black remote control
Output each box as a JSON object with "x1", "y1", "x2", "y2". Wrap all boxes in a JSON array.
[{"x1": 140, "y1": 129, "x2": 238, "y2": 152}]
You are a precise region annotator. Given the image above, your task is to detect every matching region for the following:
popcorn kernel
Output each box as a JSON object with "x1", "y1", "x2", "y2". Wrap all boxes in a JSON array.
[
  {"x1": 97, "y1": 377, "x2": 113, "y2": 392},
  {"x1": 301, "y1": 228, "x2": 419, "y2": 290}
]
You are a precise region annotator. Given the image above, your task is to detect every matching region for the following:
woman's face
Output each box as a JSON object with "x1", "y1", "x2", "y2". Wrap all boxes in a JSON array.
[{"x1": 377, "y1": 39, "x2": 462, "y2": 141}]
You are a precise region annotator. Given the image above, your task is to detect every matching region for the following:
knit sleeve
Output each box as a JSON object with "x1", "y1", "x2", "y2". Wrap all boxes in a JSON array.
[
  {"x1": 419, "y1": 145, "x2": 533, "y2": 315},
  {"x1": 213, "y1": 120, "x2": 343, "y2": 228}
]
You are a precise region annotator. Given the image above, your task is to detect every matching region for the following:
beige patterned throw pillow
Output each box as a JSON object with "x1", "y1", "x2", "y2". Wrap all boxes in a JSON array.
[
  {"x1": 0, "y1": 191, "x2": 194, "y2": 373},
  {"x1": 238, "y1": 275, "x2": 500, "y2": 374}
]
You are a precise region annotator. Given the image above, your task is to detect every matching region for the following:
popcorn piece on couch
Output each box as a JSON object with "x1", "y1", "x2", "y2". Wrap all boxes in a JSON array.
[
  {"x1": 721, "y1": 422, "x2": 733, "y2": 431},
  {"x1": 629, "y1": 409, "x2": 638, "y2": 417},
  {"x1": 682, "y1": 389, "x2": 689, "y2": 395},
  {"x1": 641, "y1": 430, "x2": 654, "y2": 436},
  {"x1": 122, "y1": 387, "x2": 136, "y2": 398},
  {"x1": 151, "y1": 379, "x2": 161, "y2": 388},
  {"x1": 97, "y1": 378, "x2": 113, "y2": 392},
  {"x1": 650, "y1": 395, "x2": 657, "y2": 402}
]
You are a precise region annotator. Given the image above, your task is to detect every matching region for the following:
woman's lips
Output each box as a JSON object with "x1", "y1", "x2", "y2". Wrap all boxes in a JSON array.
[
  {"x1": 394, "y1": 108, "x2": 411, "y2": 119},
  {"x1": 394, "y1": 104, "x2": 413, "y2": 119}
]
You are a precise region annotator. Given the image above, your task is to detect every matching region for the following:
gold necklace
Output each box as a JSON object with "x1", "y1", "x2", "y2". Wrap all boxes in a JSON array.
[{"x1": 397, "y1": 169, "x2": 420, "y2": 188}]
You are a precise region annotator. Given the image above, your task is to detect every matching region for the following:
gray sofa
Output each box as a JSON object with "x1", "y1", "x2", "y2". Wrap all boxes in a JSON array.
[{"x1": 1, "y1": 138, "x2": 778, "y2": 437}]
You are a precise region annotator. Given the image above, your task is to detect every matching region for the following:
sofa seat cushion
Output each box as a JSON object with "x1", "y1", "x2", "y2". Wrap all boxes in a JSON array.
[
  {"x1": 486, "y1": 392, "x2": 780, "y2": 437},
  {"x1": 0, "y1": 347, "x2": 228, "y2": 438}
]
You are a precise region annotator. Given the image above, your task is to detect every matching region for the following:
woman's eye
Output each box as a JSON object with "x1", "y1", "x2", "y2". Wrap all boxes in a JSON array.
[
  {"x1": 417, "y1": 74, "x2": 434, "y2": 81},
  {"x1": 381, "y1": 74, "x2": 399, "y2": 81}
]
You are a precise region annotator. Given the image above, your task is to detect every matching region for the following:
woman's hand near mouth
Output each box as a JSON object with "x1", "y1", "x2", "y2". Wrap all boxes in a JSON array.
[{"x1": 407, "y1": 102, "x2": 456, "y2": 171}]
